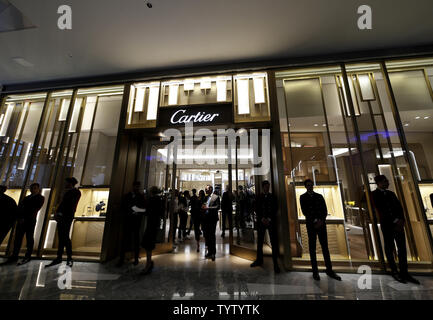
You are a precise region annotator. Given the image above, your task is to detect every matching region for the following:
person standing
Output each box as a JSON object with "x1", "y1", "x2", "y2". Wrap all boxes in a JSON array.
[
  {"x1": 46, "y1": 177, "x2": 81, "y2": 268},
  {"x1": 202, "y1": 185, "x2": 220, "y2": 261},
  {"x1": 178, "y1": 191, "x2": 189, "y2": 241},
  {"x1": 300, "y1": 179, "x2": 341, "y2": 281},
  {"x1": 140, "y1": 186, "x2": 164, "y2": 275},
  {"x1": 189, "y1": 189, "x2": 203, "y2": 252},
  {"x1": 0, "y1": 186, "x2": 17, "y2": 252},
  {"x1": 221, "y1": 185, "x2": 233, "y2": 239},
  {"x1": 372, "y1": 175, "x2": 419, "y2": 284},
  {"x1": 250, "y1": 181, "x2": 280, "y2": 273},
  {"x1": 6, "y1": 183, "x2": 45, "y2": 265},
  {"x1": 117, "y1": 181, "x2": 146, "y2": 267}
]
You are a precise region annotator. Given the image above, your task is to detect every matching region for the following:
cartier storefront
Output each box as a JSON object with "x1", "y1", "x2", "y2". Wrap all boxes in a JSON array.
[{"x1": 1, "y1": 56, "x2": 433, "y2": 273}]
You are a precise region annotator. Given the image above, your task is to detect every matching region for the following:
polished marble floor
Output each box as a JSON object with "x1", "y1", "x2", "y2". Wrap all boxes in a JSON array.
[{"x1": 0, "y1": 241, "x2": 432, "y2": 300}]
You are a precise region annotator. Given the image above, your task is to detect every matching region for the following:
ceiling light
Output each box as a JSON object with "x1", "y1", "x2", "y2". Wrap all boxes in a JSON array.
[
  {"x1": 415, "y1": 116, "x2": 421, "y2": 119},
  {"x1": 404, "y1": 123, "x2": 409, "y2": 127},
  {"x1": 424, "y1": 116, "x2": 430, "y2": 119},
  {"x1": 322, "y1": 124, "x2": 326, "y2": 127},
  {"x1": 12, "y1": 57, "x2": 34, "y2": 67},
  {"x1": 314, "y1": 124, "x2": 319, "y2": 127}
]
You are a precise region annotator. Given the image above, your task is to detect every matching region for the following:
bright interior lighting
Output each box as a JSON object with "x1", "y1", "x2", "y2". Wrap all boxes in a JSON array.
[
  {"x1": 216, "y1": 80, "x2": 227, "y2": 102},
  {"x1": 134, "y1": 87, "x2": 145, "y2": 112},
  {"x1": 415, "y1": 116, "x2": 421, "y2": 119},
  {"x1": 128, "y1": 86, "x2": 136, "y2": 125},
  {"x1": 332, "y1": 148, "x2": 356, "y2": 156},
  {"x1": 169, "y1": 84, "x2": 179, "y2": 105},
  {"x1": 58, "y1": 99, "x2": 70, "y2": 121},
  {"x1": 1, "y1": 103, "x2": 15, "y2": 136},
  {"x1": 18, "y1": 142, "x2": 31, "y2": 170},
  {"x1": 424, "y1": 116, "x2": 430, "y2": 119},
  {"x1": 81, "y1": 97, "x2": 97, "y2": 131},
  {"x1": 68, "y1": 98, "x2": 83, "y2": 133},
  {"x1": 237, "y1": 79, "x2": 250, "y2": 115},
  {"x1": 200, "y1": 78, "x2": 212, "y2": 89},
  {"x1": 253, "y1": 77, "x2": 265, "y2": 104},
  {"x1": 147, "y1": 86, "x2": 159, "y2": 120}
]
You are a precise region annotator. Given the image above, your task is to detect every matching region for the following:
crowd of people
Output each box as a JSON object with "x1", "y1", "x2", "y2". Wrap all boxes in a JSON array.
[{"x1": 0, "y1": 174, "x2": 421, "y2": 284}]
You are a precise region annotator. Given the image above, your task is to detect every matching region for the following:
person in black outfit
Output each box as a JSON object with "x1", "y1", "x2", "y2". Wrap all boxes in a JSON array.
[
  {"x1": 300, "y1": 179, "x2": 341, "y2": 281},
  {"x1": 202, "y1": 185, "x2": 220, "y2": 261},
  {"x1": 117, "y1": 181, "x2": 146, "y2": 267},
  {"x1": 372, "y1": 175, "x2": 419, "y2": 284},
  {"x1": 250, "y1": 180, "x2": 281, "y2": 273},
  {"x1": 189, "y1": 189, "x2": 203, "y2": 252},
  {"x1": 221, "y1": 185, "x2": 233, "y2": 239},
  {"x1": 46, "y1": 177, "x2": 81, "y2": 268},
  {"x1": 141, "y1": 186, "x2": 164, "y2": 275},
  {"x1": 0, "y1": 186, "x2": 17, "y2": 252},
  {"x1": 178, "y1": 191, "x2": 189, "y2": 241},
  {"x1": 6, "y1": 183, "x2": 45, "y2": 265}
]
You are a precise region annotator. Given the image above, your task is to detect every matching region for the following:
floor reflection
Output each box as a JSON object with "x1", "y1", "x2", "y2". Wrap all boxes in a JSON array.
[{"x1": 0, "y1": 240, "x2": 432, "y2": 300}]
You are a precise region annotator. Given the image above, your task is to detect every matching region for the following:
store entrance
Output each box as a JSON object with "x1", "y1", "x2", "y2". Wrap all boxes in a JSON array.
[{"x1": 134, "y1": 128, "x2": 273, "y2": 262}]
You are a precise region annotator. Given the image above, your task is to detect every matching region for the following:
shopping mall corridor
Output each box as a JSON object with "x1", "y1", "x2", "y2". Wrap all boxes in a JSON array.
[{"x1": 0, "y1": 239, "x2": 432, "y2": 300}]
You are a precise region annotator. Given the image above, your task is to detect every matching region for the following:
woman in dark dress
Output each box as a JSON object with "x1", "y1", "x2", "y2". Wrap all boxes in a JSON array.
[{"x1": 141, "y1": 186, "x2": 164, "y2": 275}]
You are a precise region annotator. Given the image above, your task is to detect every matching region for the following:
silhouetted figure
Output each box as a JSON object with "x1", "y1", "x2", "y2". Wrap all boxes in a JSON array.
[
  {"x1": 178, "y1": 191, "x2": 189, "y2": 240},
  {"x1": 7, "y1": 183, "x2": 44, "y2": 265},
  {"x1": 117, "y1": 181, "x2": 146, "y2": 267},
  {"x1": 0, "y1": 186, "x2": 17, "y2": 252},
  {"x1": 189, "y1": 189, "x2": 203, "y2": 252},
  {"x1": 221, "y1": 185, "x2": 233, "y2": 239},
  {"x1": 172, "y1": 190, "x2": 180, "y2": 244},
  {"x1": 250, "y1": 180, "x2": 281, "y2": 273},
  {"x1": 141, "y1": 186, "x2": 164, "y2": 275},
  {"x1": 300, "y1": 179, "x2": 341, "y2": 281},
  {"x1": 202, "y1": 185, "x2": 220, "y2": 261},
  {"x1": 372, "y1": 175, "x2": 419, "y2": 284},
  {"x1": 46, "y1": 177, "x2": 81, "y2": 268}
]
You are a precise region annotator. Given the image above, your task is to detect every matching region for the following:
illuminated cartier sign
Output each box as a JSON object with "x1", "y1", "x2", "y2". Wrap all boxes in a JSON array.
[
  {"x1": 159, "y1": 103, "x2": 232, "y2": 127},
  {"x1": 170, "y1": 109, "x2": 220, "y2": 124}
]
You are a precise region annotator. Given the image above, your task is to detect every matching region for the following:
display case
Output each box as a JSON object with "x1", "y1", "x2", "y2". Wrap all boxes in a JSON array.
[
  {"x1": 295, "y1": 184, "x2": 350, "y2": 259},
  {"x1": 419, "y1": 183, "x2": 433, "y2": 235},
  {"x1": 44, "y1": 187, "x2": 109, "y2": 254}
]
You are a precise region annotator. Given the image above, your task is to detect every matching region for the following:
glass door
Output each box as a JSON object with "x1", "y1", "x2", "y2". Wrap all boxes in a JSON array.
[{"x1": 137, "y1": 139, "x2": 176, "y2": 254}]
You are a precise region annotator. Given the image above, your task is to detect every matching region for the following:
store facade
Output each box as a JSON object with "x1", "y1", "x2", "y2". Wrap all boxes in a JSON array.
[{"x1": 1, "y1": 55, "x2": 433, "y2": 272}]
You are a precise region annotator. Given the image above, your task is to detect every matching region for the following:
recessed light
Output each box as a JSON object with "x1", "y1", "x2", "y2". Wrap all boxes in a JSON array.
[
  {"x1": 322, "y1": 124, "x2": 326, "y2": 127},
  {"x1": 12, "y1": 57, "x2": 34, "y2": 67},
  {"x1": 424, "y1": 116, "x2": 430, "y2": 119},
  {"x1": 314, "y1": 124, "x2": 319, "y2": 127},
  {"x1": 415, "y1": 116, "x2": 421, "y2": 119},
  {"x1": 404, "y1": 123, "x2": 409, "y2": 127}
]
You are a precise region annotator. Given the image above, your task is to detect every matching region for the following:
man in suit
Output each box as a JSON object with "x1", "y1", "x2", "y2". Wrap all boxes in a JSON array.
[
  {"x1": 371, "y1": 175, "x2": 419, "y2": 284},
  {"x1": 221, "y1": 185, "x2": 233, "y2": 239},
  {"x1": 6, "y1": 183, "x2": 45, "y2": 265},
  {"x1": 0, "y1": 186, "x2": 17, "y2": 251},
  {"x1": 45, "y1": 177, "x2": 81, "y2": 268},
  {"x1": 300, "y1": 179, "x2": 341, "y2": 281},
  {"x1": 117, "y1": 181, "x2": 146, "y2": 267},
  {"x1": 202, "y1": 185, "x2": 220, "y2": 261},
  {"x1": 250, "y1": 180, "x2": 281, "y2": 273}
]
